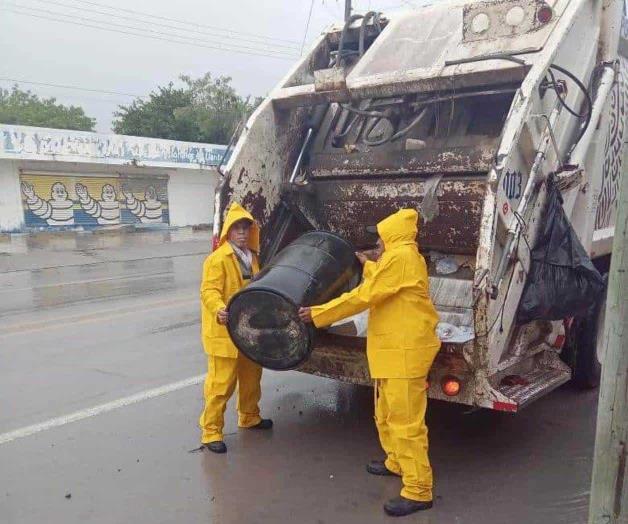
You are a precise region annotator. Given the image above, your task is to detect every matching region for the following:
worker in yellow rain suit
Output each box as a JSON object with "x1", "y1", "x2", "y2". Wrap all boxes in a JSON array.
[
  {"x1": 199, "y1": 202, "x2": 273, "y2": 453},
  {"x1": 299, "y1": 209, "x2": 440, "y2": 517}
]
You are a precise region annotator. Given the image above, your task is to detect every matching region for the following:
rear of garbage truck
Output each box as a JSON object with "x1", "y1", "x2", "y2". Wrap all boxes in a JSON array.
[{"x1": 214, "y1": 0, "x2": 628, "y2": 411}]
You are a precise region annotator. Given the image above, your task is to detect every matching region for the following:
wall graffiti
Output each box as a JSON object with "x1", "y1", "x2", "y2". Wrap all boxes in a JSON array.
[
  {"x1": 1, "y1": 124, "x2": 228, "y2": 167},
  {"x1": 595, "y1": 55, "x2": 628, "y2": 230},
  {"x1": 20, "y1": 174, "x2": 169, "y2": 228}
]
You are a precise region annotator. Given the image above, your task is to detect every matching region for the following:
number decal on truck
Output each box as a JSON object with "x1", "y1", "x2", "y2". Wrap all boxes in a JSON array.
[{"x1": 502, "y1": 170, "x2": 523, "y2": 200}]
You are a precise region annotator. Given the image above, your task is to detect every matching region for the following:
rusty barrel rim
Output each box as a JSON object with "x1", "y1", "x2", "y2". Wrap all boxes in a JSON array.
[
  {"x1": 290, "y1": 230, "x2": 363, "y2": 289},
  {"x1": 227, "y1": 230, "x2": 360, "y2": 370},
  {"x1": 227, "y1": 285, "x2": 314, "y2": 370}
]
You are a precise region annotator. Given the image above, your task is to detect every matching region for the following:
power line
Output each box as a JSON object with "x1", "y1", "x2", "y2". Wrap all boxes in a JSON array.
[
  {"x1": 54, "y1": 0, "x2": 302, "y2": 46},
  {"x1": 2, "y1": 6, "x2": 297, "y2": 61},
  {"x1": 26, "y1": 0, "x2": 302, "y2": 52},
  {"x1": 2, "y1": 2, "x2": 299, "y2": 59},
  {"x1": 300, "y1": 0, "x2": 316, "y2": 55},
  {"x1": 1, "y1": 7, "x2": 299, "y2": 61},
  {"x1": 0, "y1": 77, "x2": 143, "y2": 98},
  {"x1": 320, "y1": 0, "x2": 342, "y2": 19}
]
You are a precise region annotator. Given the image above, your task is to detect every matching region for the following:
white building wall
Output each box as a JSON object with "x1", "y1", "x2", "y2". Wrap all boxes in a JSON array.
[
  {"x1": 167, "y1": 170, "x2": 216, "y2": 227},
  {"x1": 0, "y1": 159, "x2": 23, "y2": 232}
]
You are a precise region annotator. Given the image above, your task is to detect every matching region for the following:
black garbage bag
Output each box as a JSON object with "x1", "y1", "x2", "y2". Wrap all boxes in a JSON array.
[{"x1": 517, "y1": 175, "x2": 604, "y2": 323}]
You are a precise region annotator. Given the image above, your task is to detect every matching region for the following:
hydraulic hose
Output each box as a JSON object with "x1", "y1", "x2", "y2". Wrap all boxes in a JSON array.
[
  {"x1": 548, "y1": 63, "x2": 593, "y2": 149},
  {"x1": 445, "y1": 53, "x2": 593, "y2": 152}
]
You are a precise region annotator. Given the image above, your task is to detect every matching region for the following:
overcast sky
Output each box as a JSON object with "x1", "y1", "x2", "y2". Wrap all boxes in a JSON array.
[{"x1": 0, "y1": 0, "x2": 421, "y2": 134}]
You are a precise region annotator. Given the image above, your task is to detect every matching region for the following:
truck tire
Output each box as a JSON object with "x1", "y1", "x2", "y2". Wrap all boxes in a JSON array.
[{"x1": 561, "y1": 275, "x2": 607, "y2": 389}]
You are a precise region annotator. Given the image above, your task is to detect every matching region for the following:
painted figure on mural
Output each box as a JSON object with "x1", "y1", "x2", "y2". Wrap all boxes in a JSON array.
[
  {"x1": 75, "y1": 183, "x2": 121, "y2": 225},
  {"x1": 121, "y1": 185, "x2": 163, "y2": 224},
  {"x1": 21, "y1": 181, "x2": 75, "y2": 226}
]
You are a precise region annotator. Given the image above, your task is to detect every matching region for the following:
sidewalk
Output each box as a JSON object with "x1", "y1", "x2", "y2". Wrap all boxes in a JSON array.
[{"x1": 0, "y1": 227, "x2": 212, "y2": 273}]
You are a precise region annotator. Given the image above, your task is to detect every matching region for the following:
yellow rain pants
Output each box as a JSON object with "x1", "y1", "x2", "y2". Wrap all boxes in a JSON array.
[
  {"x1": 375, "y1": 377, "x2": 433, "y2": 502},
  {"x1": 199, "y1": 353, "x2": 263, "y2": 443}
]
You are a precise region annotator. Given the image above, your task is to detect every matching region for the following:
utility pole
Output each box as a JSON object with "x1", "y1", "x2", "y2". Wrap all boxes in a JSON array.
[
  {"x1": 344, "y1": 0, "x2": 352, "y2": 21},
  {"x1": 588, "y1": 153, "x2": 628, "y2": 523}
]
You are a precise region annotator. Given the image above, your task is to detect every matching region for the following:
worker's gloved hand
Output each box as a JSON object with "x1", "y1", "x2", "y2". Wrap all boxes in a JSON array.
[
  {"x1": 217, "y1": 308, "x2": 229, "y2": 325},
  {"x1": 298, "y1": 307, "x2": 313, "y2": 323}
]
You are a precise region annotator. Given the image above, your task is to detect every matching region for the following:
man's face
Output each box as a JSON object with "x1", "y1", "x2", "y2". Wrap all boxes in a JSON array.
[
  {"x1": 373, "y1": 238, "x2": 384, "y2": 259},
  {"x1": 363, "y1": 237, "x2": 384, "y2": 262},
  {"x1": 228, "y1": 219, "x2": 252, "y2": 249}
]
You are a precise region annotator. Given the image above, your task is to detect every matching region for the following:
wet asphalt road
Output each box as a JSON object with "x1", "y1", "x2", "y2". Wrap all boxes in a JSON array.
[{"x1": 0, "y1": 229, "x2": 599, "y2": 524}]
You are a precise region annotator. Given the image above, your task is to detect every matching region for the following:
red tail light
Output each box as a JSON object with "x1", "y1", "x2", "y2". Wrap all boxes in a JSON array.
[
  {"x1": 537, "y1": 4, "x2": 553, "y2": 24},
  {"x1": 441, "y1": 376, "x2": 461, "y2": 396}
]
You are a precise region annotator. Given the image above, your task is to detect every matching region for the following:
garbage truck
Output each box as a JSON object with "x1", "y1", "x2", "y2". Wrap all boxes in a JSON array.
[{"x1": 213, "y1": 0, "x2": 628, "y2": 411}]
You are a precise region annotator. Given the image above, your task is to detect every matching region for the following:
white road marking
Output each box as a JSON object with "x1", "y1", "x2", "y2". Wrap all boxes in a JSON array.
[{"x1": 0, "y1": 374, "x2": 205, "y2": 446}]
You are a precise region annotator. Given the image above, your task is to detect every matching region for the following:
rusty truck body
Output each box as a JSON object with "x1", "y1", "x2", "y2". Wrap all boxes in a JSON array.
[{"x1": 214, "y1": 0, "x2": 628, "y2": 411}]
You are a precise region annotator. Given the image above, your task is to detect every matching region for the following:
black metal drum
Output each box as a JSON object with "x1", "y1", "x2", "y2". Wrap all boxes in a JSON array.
[{"x1": 227, "y1": 231, "x2": 361, "y2": 370}]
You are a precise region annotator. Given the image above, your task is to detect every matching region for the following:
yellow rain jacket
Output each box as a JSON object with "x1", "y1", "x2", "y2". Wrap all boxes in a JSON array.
[
  {"x1": 311, "y1": 208, "x2": 441, "y2": 502},
  {"x1": 199, "y1": 202, "x2": 263, "y2": 443},
  {"x1": 311, "y1": 208, "x2": 440, "y2": 378},
  {"x1": 200, "y1": 202, "x2": 260, "y2": 358}
]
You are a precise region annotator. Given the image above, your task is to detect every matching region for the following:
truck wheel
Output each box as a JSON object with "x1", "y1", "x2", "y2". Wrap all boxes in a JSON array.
[{"x1": 561, "y1": 275, "x2": 607, "y2": 389}]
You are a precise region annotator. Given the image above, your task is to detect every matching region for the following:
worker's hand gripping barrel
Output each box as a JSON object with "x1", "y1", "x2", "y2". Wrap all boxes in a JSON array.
[{"x1": 227, "y1": 231, "x2": 361, "y2": 370}]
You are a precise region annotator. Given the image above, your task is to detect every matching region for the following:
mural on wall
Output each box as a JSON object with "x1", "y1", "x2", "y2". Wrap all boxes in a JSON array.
[
  {"x1": 120, "y1": 180, "x2": 165, "y2": 224},
  {"x1": 21, "y1": 180, "x2": 75, "y2": 226},
  {"x1": 20, "y1": 174, "x2": 169, "y2": 228},
  {"x1": 75, "y1": 182, "x2": 120, "y2": 225}
]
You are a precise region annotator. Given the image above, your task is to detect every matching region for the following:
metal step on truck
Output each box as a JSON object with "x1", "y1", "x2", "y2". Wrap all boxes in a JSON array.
[{"x1": 214, "y1": 0, "x2": 628, "y2": 412}]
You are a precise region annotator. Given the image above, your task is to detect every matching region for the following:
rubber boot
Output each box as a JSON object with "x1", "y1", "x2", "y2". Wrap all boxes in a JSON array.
[
  {"x1": 204, "y1": 441, "x2": 227, "y2": 454},
  {"x1": 366, "y1": 460, "x2": 400, "y2": 477},
  {"x1": 249, "y1": 419, "x2": 273, "y2": 430},
  {"x1": 384, "y1": 496, "x2": 433, "y2": 516}
]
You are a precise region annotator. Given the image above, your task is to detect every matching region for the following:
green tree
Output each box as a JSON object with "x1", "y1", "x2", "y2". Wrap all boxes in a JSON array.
[
  {"x1": 0, "y1": 85, "x2": 95, "y2": 131},
  {"x1": 113, "y1": 74, "x2": 260, "y2": 144},
  {"x1": 112, "y1": 83, "x2": 198, "y2": 141},
  {"x1": 180, "y1": 74, "x2": 259, "y2": 144}
]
